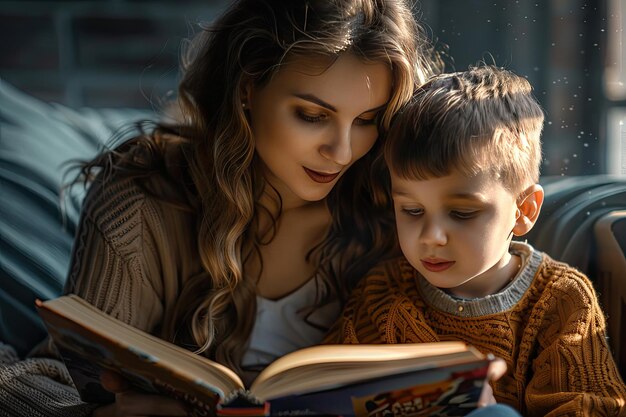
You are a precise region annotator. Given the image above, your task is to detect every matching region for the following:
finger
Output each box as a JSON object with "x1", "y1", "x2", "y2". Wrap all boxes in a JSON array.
[
  {"x1": 476, "y1": 382, "x2": 496, "y2": 408},
  {"x1": 487, "y1": 357, "x2": 507, "y2": 381},
  {"x1": 115, "y1": 391, "x2": 189, "y2": 416},
  {"x1": 100, "y1": 369, "x2": 130, "y2": 393}
]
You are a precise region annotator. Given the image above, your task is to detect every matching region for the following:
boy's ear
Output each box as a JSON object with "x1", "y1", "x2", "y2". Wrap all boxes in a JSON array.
[{"x1": 512, "y1": 184, "x2": 544, "y2": 237}]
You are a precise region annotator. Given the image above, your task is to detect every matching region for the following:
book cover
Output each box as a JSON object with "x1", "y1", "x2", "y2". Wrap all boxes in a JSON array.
[{"x1": 263, "y1": 356, "x2": 490, "y2": 416}]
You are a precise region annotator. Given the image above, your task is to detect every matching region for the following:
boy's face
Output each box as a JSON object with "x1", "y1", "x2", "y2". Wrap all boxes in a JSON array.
[{"x1": 391, "y1": 169, "x2": 520, "y2": 298}]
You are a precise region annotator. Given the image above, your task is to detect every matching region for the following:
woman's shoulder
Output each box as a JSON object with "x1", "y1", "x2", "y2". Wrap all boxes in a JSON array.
[
  {"x1": 82, "y1": 173, "x2": 145, "y2": 220},
  {"x1": 80, "y1": 170, "x2": 196, "y2": 256}
]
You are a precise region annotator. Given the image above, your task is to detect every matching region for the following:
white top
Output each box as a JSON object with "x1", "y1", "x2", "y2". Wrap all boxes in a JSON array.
[{"x1": 242, "y1": 277, "x2": 340, "y2": 371}]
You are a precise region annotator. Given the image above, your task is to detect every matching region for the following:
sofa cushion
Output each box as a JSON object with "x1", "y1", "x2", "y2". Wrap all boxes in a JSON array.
[{"x1": 0, "y1": 81, "x2": 154, "y2": 356}]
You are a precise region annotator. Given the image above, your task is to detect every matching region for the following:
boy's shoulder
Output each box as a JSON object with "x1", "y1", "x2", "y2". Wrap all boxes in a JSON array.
[
  {"x1": 524, "y1": 250, "x2": 609, "y2": 344},
  {"x1": 532, "y1": 250, "x2": 598, "y2": 305},
  {"x1": 358, "y1": 256, "x2": 418, "y2": 291}
]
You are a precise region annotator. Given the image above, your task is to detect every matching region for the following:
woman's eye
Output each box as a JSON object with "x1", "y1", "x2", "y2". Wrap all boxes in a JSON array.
[
  {"x1": 354, "y1": 116, "x2": 377, "y2": 126},
  {"x1": 402, "y1": 208, "x2": 423, "y2": 217},
  {"x1": 451, "y1": 210, "x2": 478, "y2": 220},
  {"x1": 297, "y1": 111, "x2": 327, "y2": 123}
]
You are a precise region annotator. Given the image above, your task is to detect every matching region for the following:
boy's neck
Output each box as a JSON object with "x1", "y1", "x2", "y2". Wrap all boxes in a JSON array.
[{"x1": 445, "y1": 250, "x2": 523, "y2": 299}]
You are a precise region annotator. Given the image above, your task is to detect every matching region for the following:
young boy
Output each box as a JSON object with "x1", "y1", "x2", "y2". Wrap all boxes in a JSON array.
[{"x1": 325, "y1": 66, "x2": 626, "y2": 416}]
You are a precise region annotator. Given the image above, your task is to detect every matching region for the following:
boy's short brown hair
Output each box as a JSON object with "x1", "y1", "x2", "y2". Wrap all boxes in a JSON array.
[{"x1": 385, "y1": 65, "x2": 544, "y2": 193}]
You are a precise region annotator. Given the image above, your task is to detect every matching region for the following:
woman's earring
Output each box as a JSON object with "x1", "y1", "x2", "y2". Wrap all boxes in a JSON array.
[{"x1": 241, "y1": 102, "x2": 247, "y2": 109}]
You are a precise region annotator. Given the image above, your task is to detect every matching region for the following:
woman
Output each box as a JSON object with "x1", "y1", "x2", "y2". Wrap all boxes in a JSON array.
[{"x1": 0, "y1": 1, "x2": 442, "y2": 416}]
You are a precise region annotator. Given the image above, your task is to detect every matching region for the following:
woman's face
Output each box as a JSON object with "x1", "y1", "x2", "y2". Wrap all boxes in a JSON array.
[{"x1": 246, "y1": 53, "x2": 392, "y2": 210}]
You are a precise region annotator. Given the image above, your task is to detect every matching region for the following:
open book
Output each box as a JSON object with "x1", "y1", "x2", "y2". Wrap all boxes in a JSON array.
[{"x1": 37, "y1": 295, "x2": 493, "y2": 417}]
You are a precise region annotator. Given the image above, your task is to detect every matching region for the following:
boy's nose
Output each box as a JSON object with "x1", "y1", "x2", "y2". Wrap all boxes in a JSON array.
[{"x1": 419, "y1": 220, "x2": 447, "y2": 246}]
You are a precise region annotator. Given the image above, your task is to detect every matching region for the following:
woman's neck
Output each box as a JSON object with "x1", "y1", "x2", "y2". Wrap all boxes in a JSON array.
[{"x1": 247, "y1": 198, "x2": 331, "y2": 300}]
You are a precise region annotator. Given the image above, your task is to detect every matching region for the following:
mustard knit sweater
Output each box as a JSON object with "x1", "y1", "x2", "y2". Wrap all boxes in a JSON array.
[{"x1": 325, "y1": 243, "x2": 626, "y2": 417}]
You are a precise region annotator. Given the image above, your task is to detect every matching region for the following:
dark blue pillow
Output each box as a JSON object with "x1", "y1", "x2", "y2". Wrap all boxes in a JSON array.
[{"x1": 0, "y1": 80, "x2": 154, "y2": 356}]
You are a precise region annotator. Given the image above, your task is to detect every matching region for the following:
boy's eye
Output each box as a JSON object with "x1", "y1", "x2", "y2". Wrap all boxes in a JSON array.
[
  {"x1": 450, "y1": 210, "x2": 478, "y2": 220},
  {"x1": 297, "y1": 110, "x2": 327, "y2": 123},
  {"x1": 402, "y1": 208, "x2": 424, "y2": 217}
]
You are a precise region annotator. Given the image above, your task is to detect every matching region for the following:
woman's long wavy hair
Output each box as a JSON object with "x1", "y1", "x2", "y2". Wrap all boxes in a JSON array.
[{"x1": 75, "y1": 0, "x2": 442, "y2": 374}]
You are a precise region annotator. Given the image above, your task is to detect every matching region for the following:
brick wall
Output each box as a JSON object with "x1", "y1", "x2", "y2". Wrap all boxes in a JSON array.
[
  {"x1": 0, "y1": 1, "x2": 228, "y2": 108},
  {"x1": 0, "y1": 0, "x2": 608, "y2": 174}
]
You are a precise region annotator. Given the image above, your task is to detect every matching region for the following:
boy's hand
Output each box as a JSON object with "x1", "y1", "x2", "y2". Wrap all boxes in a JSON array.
[
  {"x1": 477, "y1": 358, "x2": 507, "y2": 407},
  {"x1": 92, "y1": 369, "x2": 189, "y2": 417}
]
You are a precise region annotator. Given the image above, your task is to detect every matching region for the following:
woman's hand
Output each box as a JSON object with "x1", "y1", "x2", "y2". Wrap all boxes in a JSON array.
[
  {"x1": 477, "y1": 357, "x2": 507, "y2": 407},
  {"x1": 92, "y1": 369, "x2": 189, "y2": 417}
]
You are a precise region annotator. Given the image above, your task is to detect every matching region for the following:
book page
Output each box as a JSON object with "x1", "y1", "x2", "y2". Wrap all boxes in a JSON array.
[
  {"x1": 251, "y1": 342, "x2": 482, "y2": 401},
  {"x1": 38, "y1": 295, "x2": 244, "y2": 400}
]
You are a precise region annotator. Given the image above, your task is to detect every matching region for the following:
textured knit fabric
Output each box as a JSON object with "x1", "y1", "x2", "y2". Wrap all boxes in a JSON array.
[
  {"x1": 0, "y1": 343, "x2": 98, "y2": 417},
  {"x1": 0, "y1": 175, "x2": 202, "y2": 417},
  {"x1": 0, "y1": 173, "x2": 335, "y2": 416},
  {"x1": 325, "y1": 242, "x2": 626, "y2": 417}
]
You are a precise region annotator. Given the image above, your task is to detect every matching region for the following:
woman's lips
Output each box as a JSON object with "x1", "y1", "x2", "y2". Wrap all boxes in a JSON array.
[
  {"x1": 421, "y1": 259, "x2": 455, "y2": 272},
  {"x1": 304, "y1": 167, "x2": 340, "y2": 183}
]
